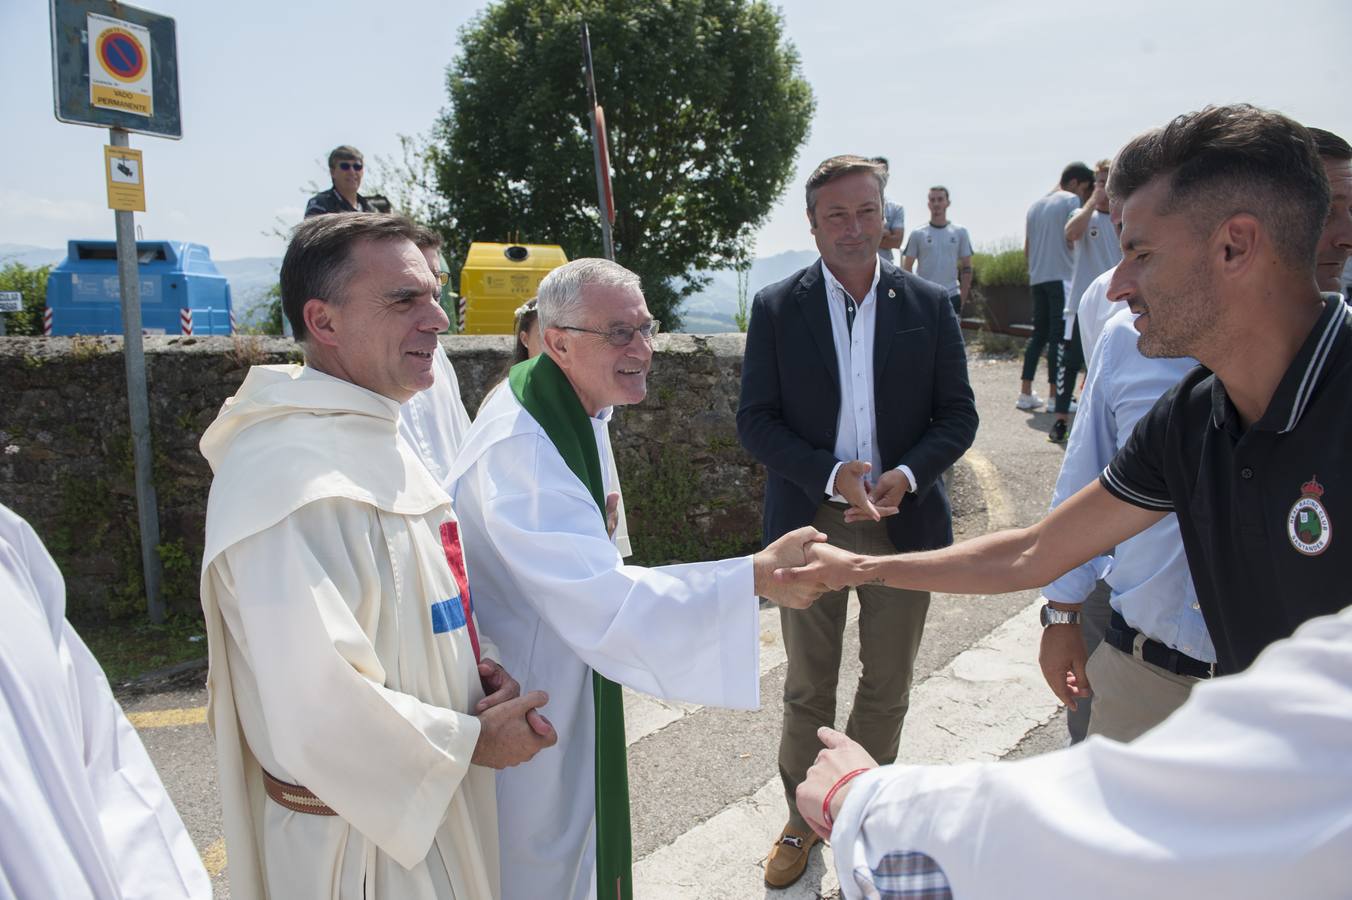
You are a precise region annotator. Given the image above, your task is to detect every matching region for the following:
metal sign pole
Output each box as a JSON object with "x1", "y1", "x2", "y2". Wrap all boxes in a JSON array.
[
  {"x1": 110, "y1": 126, "x2": 164, "y2": 624},
  {"x1": 580, "y1": 24, "x2": 614, "y2": 261}
]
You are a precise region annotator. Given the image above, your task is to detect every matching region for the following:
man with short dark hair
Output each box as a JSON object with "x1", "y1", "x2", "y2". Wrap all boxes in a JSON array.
[
  {"x1": 902, "y1": 185, "x2": 973, "y2": 317},
  {"x1": 201, "y1": 213, "x2": 555, "y2": 899},
  {"x1": 1049, "y1": 160, "x2": 1122, "y2": 444},
  {"x1": 304, "y1": 145, "x2": 377, "y2": 217},
  {"x1": 739, "y1": 154, "x2": 977, "y2": 889},
  {"x1": 1018, "y1": 162, "x2": 1093, "y2": 411}
]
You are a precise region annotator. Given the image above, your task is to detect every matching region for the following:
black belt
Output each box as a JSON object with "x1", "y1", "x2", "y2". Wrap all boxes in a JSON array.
[{"x1": 1104, "y1": 611, "x2": 1214, "y2": 679}]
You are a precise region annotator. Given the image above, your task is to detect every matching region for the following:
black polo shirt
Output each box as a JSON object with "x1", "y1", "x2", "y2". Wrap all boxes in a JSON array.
[{"x1": 1100, "y1": 296, "x2": 1351, "y2": 674}]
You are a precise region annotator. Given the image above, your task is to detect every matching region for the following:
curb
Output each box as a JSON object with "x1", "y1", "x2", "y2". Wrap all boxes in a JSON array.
[{"x1": 116, "y1": 655, "x2": 208, "y2": 696}]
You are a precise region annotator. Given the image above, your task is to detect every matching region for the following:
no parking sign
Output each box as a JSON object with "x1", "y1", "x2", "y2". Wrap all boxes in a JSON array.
[
  {"x1": 88, "y1": 13, "x2": 153, "y2": 117},
  {"x1": 50, "y1": 0, "x2": 180, "y2": 138}
]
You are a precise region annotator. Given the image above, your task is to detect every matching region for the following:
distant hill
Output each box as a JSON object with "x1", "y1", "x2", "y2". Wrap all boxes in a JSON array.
[
  {"x1": 0, "y1": 243, "x2": 821, "y2": 333},
  {"x1": 0, "y1": 244, "x2": 65, "y2": 269},
  {"x1": 677, "y1": 249, "x2": 818, "y2": 332},
  {"x1": 214, "y1": 257, "x2": 281, "y2": 318}
]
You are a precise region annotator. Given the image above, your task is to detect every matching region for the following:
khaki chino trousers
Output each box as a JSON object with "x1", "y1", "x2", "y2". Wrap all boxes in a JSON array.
[{"x1": 778, "y1": 502, "x2": 930, "y2": 829}]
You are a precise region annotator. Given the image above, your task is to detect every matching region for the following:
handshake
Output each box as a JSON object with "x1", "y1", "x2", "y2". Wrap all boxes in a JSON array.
[{"x1": 752, "y1": 528, "x2": 872, "y2": 608}]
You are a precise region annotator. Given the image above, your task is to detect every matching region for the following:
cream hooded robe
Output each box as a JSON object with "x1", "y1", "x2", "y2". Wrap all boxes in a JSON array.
[{"x1": 199, "y1": 365, "x2": 499, "y2": 900}]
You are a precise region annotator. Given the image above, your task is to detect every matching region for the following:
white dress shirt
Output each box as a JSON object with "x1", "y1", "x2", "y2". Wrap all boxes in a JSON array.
[
  {"x1": 1042, "y1": 309, "x2": 1214, "y2": 662},
  {"x1": 819, "y1": 259, "x2": 916, "y2": 499}
]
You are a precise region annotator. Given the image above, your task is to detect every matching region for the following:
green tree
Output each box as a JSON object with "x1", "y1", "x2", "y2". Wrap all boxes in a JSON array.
[
  {"x1": 433, "y1": 0, "x2": 814, "y2": 329},
  {"x1": 238, "y1": 283, "x2": 285, "y2": 335},
  {"x1": 0, "y1": 263, "x2": 51, "y2": 336}
]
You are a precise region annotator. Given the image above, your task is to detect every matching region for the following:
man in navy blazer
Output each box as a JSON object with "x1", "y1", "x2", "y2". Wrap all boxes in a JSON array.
[{"x1": 737, "y1": 155, "x2": 978, "y2": 889}]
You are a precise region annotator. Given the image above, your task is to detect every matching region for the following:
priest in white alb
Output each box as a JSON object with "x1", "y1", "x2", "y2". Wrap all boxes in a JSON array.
[
  {"x1": 199, "y1": 214, "x2": 557, "y2": 900},
  {"x1": 447, "y1": 258, "x2": 827, "y2": 900},
  {"x1": 0, "y1": 500, "x2": 210, "y2": 899}
]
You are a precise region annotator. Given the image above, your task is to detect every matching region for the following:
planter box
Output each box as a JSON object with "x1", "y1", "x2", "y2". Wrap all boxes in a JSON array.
[{"x1": 974, "y1": 285, "x2": 1033, "y2": 337}]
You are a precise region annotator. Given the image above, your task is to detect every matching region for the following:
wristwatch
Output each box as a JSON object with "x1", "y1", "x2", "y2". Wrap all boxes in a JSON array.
[{"x1": 1039, "y1": 604, "x2": 1082, "y2": 627}]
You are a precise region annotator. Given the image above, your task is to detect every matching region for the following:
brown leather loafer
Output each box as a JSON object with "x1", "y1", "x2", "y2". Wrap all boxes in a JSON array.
[{"x1": 764, "y1": 824, "x2": 820, "y2": 888}]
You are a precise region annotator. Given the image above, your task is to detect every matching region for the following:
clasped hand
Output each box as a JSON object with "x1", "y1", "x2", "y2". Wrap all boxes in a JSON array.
[
  {"x1": 769, "y1": 539, "x2": 862, "y2": 593},
  {"x1": 835, "y1": 461, "x2": 908, "y2": 523},
  {"x1": 471, "y1": 658, "x2": 558, "y2": 769}
]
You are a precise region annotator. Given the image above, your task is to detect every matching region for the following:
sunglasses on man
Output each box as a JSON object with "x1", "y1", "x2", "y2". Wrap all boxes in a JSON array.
[{"x1": 337, "y1": 161, "x2": 363, "y2": 172}]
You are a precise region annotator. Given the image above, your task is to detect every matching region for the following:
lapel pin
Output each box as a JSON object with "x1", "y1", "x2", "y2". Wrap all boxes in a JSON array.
[{"x1": 888, "y1": 288, "x2": 896, "y2": 298}]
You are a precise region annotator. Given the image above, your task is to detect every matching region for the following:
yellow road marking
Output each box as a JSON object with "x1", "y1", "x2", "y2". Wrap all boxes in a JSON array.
[
  {"x1": 963, "y1": 449, "x2": 1015, "y2": 529},
  {"x1": 126, "y1": 706, "x2": 206, "y2": 729},
  {"x1": 202, "y1": 838, "x2": 227, "y2": 877}
]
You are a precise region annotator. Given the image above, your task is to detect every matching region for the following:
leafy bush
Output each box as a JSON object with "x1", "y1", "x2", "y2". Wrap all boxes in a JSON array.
[
  {"x1": 0, "y1": 263, "x2": 51, "y2": 335},
  {"x1": 971, "y1": 242, "x2": 1027, "y2": 288}
]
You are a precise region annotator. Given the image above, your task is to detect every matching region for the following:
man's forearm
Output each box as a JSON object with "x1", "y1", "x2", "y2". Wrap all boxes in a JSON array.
[
  {"x1": 1065, "y1": 204, "x2": 1094, "y2": 243},
  {"x1": 855, "y1": 525, "x2": 1066, "y2": 594},
  {"x1": 844, "y1": 483, "x2": 1160, "y2": 594}
]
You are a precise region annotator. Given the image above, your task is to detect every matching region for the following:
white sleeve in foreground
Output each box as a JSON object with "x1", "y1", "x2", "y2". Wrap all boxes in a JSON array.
[
  {"x1": 64, "y1": 622, "x2": 211, "y2": 899},
  {"x1": 830, "y1": 605, "x2": 1352, "y2": 900}
]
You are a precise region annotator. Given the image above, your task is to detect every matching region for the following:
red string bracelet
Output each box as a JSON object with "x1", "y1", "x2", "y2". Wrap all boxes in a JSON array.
[{"x1": 822, "y1": 767, "x2": 871, "y2": 831}]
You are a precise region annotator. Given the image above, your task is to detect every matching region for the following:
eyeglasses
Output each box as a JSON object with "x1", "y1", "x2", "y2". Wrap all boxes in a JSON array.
[
  {"x1": 337, "y1": 161, "x2": 363, "y2": 172},
  {"x1": 557, "y1": 320, "x2": 661, "y2": 347},
  {"x1": 436, "y1": 271, "x2": 450, "y2": 287}
]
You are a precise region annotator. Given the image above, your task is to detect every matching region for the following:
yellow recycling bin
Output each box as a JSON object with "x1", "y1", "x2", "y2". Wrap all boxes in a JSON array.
[{"x1": 459, "y1": 242, "x2": 569, "y2": 334}]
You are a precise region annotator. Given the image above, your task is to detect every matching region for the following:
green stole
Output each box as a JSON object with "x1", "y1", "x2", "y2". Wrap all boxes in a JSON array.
[{"x1": 509, "y1": 353, "x2": 632, "y2": 900}]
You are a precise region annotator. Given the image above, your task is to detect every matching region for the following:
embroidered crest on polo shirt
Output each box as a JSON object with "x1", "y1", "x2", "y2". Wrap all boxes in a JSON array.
[
  {"x1": 1089, "y1": 227, "x2": 1100, "y2": 238},
  {"x1": 1287, "y1": 475, "x2": 1332, "y2": 556}
]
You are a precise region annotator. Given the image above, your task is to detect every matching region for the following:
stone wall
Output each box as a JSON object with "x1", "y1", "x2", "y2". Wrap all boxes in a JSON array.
[{"x1": 0, "y1": 333, "x2": 765, "y2": 624}]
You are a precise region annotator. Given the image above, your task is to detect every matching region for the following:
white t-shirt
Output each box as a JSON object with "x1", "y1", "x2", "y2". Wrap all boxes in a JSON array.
[
  {"x1": 1025, "y1": 190, "x2": 1081, "y2": 284},
  {"x1": 1066, "y1": 209, "x2": 1123, "y2": 321},
  {"x1": 903, "y1": 222, "x2": 973, "y2": 295}
]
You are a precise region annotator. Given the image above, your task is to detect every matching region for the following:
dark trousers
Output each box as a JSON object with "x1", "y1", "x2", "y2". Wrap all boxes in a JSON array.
[
  {"x1": 1055, "y1": 317, "x2": 1085, "y2": 414},
  {"x1": 778, "y1": 503, "x2": 930, "y2": 828},
  {"x1": 1021, "y1": 280, "x2": 1064, "y2": 384}
]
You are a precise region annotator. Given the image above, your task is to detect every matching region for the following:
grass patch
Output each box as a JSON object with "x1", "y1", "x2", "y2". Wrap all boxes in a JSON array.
[{"x1": 80, "y1": 612, "x2": 207, "y2": 686}]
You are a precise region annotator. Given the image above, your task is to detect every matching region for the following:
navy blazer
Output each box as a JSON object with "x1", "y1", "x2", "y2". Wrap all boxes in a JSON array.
[{"x1": 737, "y1": 260, "x2": 978, "y2": 552}]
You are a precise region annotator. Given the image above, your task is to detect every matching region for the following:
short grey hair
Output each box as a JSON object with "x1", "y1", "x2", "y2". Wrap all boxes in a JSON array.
[{"x1": 536, "y1": 258, "x2": 643, "y2": 331}]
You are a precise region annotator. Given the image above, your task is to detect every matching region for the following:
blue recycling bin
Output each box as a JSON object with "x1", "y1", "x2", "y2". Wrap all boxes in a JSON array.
[{"x1": 45, "y1": 240, "x2": 233, "y2": 336}]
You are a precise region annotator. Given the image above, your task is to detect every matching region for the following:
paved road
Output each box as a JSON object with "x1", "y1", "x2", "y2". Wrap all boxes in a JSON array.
[{"x1": 119, "y1": 351, "x2": 1076, "y2": 898}]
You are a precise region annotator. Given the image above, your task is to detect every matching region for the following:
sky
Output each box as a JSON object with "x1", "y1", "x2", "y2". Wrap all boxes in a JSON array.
[{"x1": 3, "y1": 0, "x2": 1350, "y2": 266}]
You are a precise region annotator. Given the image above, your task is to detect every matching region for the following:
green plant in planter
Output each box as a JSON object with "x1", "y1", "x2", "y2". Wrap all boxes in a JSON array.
[{"x1": 971, "y1": 241, "x2": 1028, "y2": 288}]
